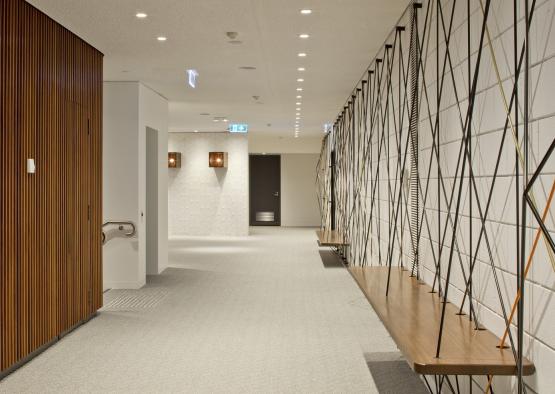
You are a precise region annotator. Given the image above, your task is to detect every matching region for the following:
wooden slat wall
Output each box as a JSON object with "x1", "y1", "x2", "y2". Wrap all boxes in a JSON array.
[{"x1": 0, "y1": 0, "x2": 103, "y2": 372}]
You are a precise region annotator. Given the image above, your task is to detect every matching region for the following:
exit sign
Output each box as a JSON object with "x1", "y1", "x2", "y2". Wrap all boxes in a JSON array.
[{"x1": 229, "y1": 124, "x2": 248, "y2": 133}]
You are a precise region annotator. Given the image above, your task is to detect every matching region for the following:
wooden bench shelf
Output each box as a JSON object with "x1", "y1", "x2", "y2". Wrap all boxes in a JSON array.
[
  {"x1": 316, "y1": 230, "x2": 349, "y2": 247},
  {"x1": 349, "y1": 266, "x2": 535, "y2": 376}
]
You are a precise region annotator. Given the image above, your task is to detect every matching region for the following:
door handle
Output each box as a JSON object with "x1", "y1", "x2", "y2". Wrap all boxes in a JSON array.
[{"x1": 273, "y1": 191, "x2": 279, "y2": 197}]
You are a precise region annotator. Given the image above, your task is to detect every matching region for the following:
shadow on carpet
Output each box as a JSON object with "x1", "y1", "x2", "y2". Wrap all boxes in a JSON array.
[
  {"x1": 318, "y1": 249, "x2": 344, "y2": 268},
  {"x1": 365, "y1": 352, "x2": 428, "y2": 394}
]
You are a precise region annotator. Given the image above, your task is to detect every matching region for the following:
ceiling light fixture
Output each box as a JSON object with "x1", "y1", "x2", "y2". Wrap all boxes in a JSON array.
[
  {"x1": 298, "y1": 52, "x2": 307, "y2": 57},
  {"x1": 157, "y1": 36, "x2": 167, "y2": 41},
  {"x1": 296, "y1": 95, "x2": 302, "y2": 99},
  {"x1": 296, "y1": 102, "x2": 301, "y2": 105},
  {"x1": 296, "y1": 113, "x2": 300, "y2": 116},
  {"x1": 297, "y1": 78, "x2": 304, "y2": 82},
  {"x1": 194, "y1": 130, "x2": 199, "y2": 133},
  {"x1": 296, "y1": 108, "x2": 301, "y2": 111},
  {"x1": 299, "y1": 34, "x2": 310, "y2": 39},
  {"x1": 297, "y1": 67, "x2": 305, "y2": 71},
  {"x1": 296, "y1": 88, "x2": 303, "y2": 91},
  {"x1": 136, "y1": 12, "x2": 147, "y2": 18},
  {"x1": 300, "y1": 9, "x2": 312, "y2": 15}
]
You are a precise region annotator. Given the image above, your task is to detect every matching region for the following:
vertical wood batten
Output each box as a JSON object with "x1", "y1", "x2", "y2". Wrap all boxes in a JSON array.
[{"x1": 0, "y1": 0, "x2": 103, "y2": 373}]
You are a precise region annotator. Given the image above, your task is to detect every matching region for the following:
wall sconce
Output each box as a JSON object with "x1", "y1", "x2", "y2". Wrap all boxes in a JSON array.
[
  {"x1": 168, "y1": 152, "x2": 181, "y2": 168},
  {"x1": 209, "y1": 152, "x2": 228, "y2": 168}
]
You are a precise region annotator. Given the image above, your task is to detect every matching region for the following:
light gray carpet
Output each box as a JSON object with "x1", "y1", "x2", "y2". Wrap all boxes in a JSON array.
[{"x1": 1, "y1": 227, "x2": 402, "y2": 393}]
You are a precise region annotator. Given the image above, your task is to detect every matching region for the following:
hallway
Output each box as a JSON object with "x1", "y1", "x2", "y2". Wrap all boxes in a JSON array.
[{"x1": 0, "y1": 228, "x2": 398, "y2": 393}]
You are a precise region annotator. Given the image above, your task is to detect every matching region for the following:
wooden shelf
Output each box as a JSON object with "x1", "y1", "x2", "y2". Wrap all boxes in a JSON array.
[
  {"x1": 316, "y1": 230, "x2": 349, "y2": 247},
  {"x1": 348, "y1": 266, "x2": 535, "y2": 376}
]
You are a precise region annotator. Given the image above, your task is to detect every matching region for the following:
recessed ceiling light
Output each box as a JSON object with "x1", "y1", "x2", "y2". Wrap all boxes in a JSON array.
[
  {"x1": 297, "y1": 78, "x2": 304, "y2": 82},
  {"x1": 299, "y1": 34, "x2": 310, "y2": 39},
  {"x1": 300, "y1": 9, "x2": 312, "y2": 15},
  {"x1": 296, "y1": 107, "x2": 301, "y2": 111},
  {"x1": 296, "y1": 102, "x2": 301, "y2": 105},
  {"x1": 298, "y1": 53, "x2": 307, "y2": 57},
  {"x1": 296, "y1": 117, "x2": 300, "y2": 120},
  {"x1": 296, "y1": 113, "x2": 300, "y2": 116},
  {"x1": 297, "y1": 67, "x2": 305, "y2": 72},
  {"x1": 194, "y1": 130, "x2": 199, "y2": 133},
  {"x1": 296, "y1": 95, "x2": 302, "y2": 99},
  {"x1": 213, "y1": 119, "x2": 219, "y2": 122},
  {"x1": 157, "y1": 36, "x2": 167, "y2": 41},
  {"x1": 296, "y1": 88, "x2": 303, "y2": 91},
  {"x1": 136, "y1": 12, "x2": 147, "y2": 18},
  {"x1": 223, "y1": 119, "x2": 229, "y2": 122}
]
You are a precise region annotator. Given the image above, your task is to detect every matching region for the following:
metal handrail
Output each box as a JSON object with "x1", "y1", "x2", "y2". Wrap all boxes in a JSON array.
[{"x1": 102, "y1": 221, "x2": 136, "y2": 244}]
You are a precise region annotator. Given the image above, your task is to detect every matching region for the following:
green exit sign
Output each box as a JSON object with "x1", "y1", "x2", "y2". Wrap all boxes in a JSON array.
[{"x1": 229, "y1": 124, "x2": 248, "y2": 133}]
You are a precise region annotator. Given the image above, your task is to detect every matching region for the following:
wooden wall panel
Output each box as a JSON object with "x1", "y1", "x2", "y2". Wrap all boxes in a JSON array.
[{"x1": 0, "y1": 0, "x2": 103, "y2": 373}]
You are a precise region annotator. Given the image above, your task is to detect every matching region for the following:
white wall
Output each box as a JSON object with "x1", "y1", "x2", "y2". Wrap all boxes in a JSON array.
[
  {"x1": 103, "y1": 82, "x2": 141, "y2": 289},
  {"x1": 249, "y1": 135, "x2": 322, "y2": 154},
  {"x1": 417, "y1": 4, "x2": 555, "y2": 392},
  {"x1": 248, "y1": 137, "x2": 321, "y2": 228},
  {"x1": 325, "y1": 1, "x2": 555, "y2": 392},
  {"x1": 103, "y1": 81, "x2": 168, "y2": 289},
  {"x1": 168, "y1": 132, "x2": 249, "y2": 237},
  {"x1": 281, "y1": 154, "x2": 320, "y2": 227},
  {"x1": 139, "y1": 84, "x2": 169, "y2": 276}
]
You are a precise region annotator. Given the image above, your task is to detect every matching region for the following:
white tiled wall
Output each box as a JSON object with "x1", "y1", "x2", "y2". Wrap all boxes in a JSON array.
[
  {"x1": 168, "y1": 133, "x2": 249, "y2": 237},
  {"x1": 330, "y1": 0, "x2": 555, "y2": 392}
]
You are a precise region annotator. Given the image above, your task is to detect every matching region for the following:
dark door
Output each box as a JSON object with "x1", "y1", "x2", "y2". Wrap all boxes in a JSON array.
[{"x1": 250, "y1": 155, "x2": 281, "y2": 226}]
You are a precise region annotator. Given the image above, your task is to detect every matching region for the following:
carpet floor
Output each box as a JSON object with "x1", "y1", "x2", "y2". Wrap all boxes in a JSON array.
[{"x1": 0, "y1": 227, "x2": 415, "y2": 393}]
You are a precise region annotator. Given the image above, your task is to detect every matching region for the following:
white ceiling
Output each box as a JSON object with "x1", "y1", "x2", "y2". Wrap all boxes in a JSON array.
[{"x1": 27, "y1": 0, "x2": 408, "y2": 137}]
